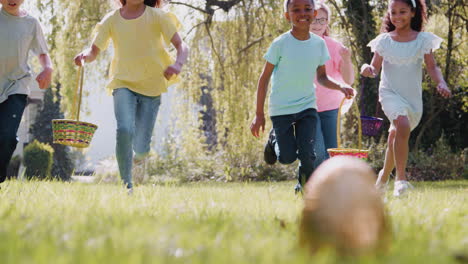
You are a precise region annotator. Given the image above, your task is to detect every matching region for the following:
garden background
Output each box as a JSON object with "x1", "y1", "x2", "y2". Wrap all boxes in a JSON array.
[{"x1": 9, "y1": 0, "x2": 467, "y2": 183}]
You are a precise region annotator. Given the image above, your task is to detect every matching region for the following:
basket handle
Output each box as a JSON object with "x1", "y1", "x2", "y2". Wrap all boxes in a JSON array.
[
  {"x1": 336, "y1": 97, "x2": 362, "y2": 149},
  {"x1": 71, "y1": 62, "x2": 85, "y2": 121}
]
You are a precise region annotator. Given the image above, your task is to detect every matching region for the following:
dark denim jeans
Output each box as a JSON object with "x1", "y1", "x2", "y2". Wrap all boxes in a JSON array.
[
  {"x1": 0, "y1": 94, "x2": 27, "y2": 183},
  {"x1": 113, "y1": 88, "x2": 161, "y2": 189},
  {"x1": 270, "y1": 108, "x2": 318, "y2": 185},
  {"x1": 314, "y1": 108, "x2": 338, "y2": 168}
]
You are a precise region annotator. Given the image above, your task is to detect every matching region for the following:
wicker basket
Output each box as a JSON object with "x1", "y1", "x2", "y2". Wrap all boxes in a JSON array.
[
  {"x1": 361, "y1": 115, "x2": 384, "y2": 137},
  {"x1": 52, "y1": 120, "x2": 97, "y2": 148},
  {"x1": 52, "y1": 64, "x2": 97, "y2": 148},
  {"x1": 327, "y1": 98, "x2": 369, "y2": 160}
]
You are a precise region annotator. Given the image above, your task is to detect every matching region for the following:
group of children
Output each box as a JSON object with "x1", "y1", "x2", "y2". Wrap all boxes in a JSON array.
[
  {"x1": 1, "y1": 0, "x2": 451, "y2": 197},
  {"x1": 250, "y1": 0, "x2": 451, "y2": 196}
]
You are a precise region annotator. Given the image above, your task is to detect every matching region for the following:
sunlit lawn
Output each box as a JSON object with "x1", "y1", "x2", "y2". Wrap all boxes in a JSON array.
[{"x1": 0, "y1": 180, "x2": 467, "y2": 264}]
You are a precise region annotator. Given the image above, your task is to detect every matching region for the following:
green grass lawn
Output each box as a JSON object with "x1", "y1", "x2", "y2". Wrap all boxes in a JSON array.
[{"x1": 0, "y1": 180, "x2": 467, "y2": 264}]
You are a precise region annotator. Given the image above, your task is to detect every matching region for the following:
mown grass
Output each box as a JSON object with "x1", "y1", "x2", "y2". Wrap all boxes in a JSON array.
[{"x1": 0, "y1": 180, "x2": 466, "y2": 264}]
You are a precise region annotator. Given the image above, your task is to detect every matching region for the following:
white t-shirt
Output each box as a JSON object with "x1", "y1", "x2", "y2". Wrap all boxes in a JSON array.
[{"x1": 0, "y1": 8, "x2": 48, "y2": 103}]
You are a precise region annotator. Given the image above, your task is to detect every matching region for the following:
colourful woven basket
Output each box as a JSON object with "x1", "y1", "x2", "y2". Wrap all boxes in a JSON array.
[
  {"x1": 361, "y1": 115, "x2": 384, "y2": 137},
  {"x1": 327, "y1": 98, "x2": 369, "y2": 160},
  {"x1": 52, "y1": 64, "x2": 97, "y2": 148}
]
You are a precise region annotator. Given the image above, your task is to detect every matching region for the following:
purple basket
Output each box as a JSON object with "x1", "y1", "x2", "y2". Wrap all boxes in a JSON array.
[{"x1": 360, "y1": 116, "x2": 384, "y2": 136}]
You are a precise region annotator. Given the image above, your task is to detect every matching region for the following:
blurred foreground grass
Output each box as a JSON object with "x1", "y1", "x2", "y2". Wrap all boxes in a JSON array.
[{"x1": 0, "y1": 180, "x2": 466, "y2": 264}]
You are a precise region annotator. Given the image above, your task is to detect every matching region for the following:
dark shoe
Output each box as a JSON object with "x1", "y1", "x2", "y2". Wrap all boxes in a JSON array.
[{"x1": 264, "y1": 129, "x2": 277, "y2": 165}]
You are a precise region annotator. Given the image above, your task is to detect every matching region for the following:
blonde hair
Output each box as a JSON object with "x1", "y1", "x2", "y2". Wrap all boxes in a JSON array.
[{"x1": 315, "y1": 2, "x2": 332, "y2": 36}]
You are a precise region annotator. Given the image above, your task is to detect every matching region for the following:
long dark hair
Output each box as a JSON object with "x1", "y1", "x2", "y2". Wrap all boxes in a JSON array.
[
  {"x1": 381, "y1": 0, "x2": 427, "y2": 32},
  {"x1": 119, "y1": 0, "x2": 162, "y2": 8}
]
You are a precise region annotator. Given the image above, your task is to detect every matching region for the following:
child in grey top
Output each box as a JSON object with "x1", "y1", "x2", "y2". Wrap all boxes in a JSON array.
[{"x1": 0, "y1": 0, "x2": 53, "y2": 183}]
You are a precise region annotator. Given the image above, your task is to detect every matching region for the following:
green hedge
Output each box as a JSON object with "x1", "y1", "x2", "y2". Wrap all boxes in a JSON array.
[{"x1": 23, "y1": 140, "x2": 54, "y2": 180}]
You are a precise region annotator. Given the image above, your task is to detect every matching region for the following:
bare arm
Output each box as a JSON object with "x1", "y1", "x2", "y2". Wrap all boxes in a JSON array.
[
  {"x1": 36, "y1": 54, "x2": 53, "y2": 89},
  {"x1": 316, "y1": 65, "x2": 354, "y2": 98},
  {"x1": 164, "y1": 32, "x2": 189, "y2": 80},
  {"x1": 424, "y1": 51, "x2": 451, "y2": 98},
  {"x1": 74, "y1": 44, "x2": 100, "y2": 66},
  {"x1": 250, "y1": 62, "x2": 275, "y2": 138},
  {"x1": 360, "y1": 52, "x2": 383, "y2": 78},
  {"x1": 339, "y1": 46, "x2": 355, "y2": 85}
]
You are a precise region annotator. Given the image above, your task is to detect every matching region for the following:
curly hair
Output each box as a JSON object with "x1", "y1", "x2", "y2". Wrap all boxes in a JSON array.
[
  {"x1": 118, "y1": 0, "x2": 162, "y2": 8},
  {"x1": 381, "y1": 0, "x2": 427, "y2": 32},
  {"x1": 283, "y1": 0, "x2": 316, "y2": 12}
]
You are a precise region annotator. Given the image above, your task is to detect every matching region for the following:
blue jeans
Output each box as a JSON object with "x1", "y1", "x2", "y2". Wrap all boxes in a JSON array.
[
  {"x1": 314, "y1": 109, "x2": 338, "y2": 168},
  {"x1": 113, "y1": 88, "x2": 161, "y2": 189},
  {"x1": 0, "y1": 94, "x2": 27, "y2": 183},
  {"x1": 270, "y1": 108, "x2": 318, "y2": 185}
]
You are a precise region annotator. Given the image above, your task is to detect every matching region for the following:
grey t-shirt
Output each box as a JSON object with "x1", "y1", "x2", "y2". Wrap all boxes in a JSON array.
[{"x1": 0, "y1": 8, "x2": 49, "y2": 103}]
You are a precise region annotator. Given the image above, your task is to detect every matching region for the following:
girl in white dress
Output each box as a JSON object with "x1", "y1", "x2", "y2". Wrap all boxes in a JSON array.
[{"x1": 361, "y1": 0, "x2": 451, "y2": 197}]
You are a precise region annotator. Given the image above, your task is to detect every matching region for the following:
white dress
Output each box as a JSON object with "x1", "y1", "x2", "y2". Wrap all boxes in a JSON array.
[{"x1": 368, "y1": 32, "x2": 443, "y2": 130}]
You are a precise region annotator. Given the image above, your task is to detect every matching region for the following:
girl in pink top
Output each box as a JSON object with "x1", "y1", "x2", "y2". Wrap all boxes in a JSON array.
[{"x1": 310, "y1": 2, "x2": 355, "y2": 168}]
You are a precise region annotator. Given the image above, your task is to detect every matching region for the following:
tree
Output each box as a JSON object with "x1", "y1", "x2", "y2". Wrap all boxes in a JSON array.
[
  {"x1": 412, "y1": 0, "x2": 467, "y2": 150},
  {"x1": 168, "y1": 0, "x2": 466, "y2": 180},
  {"x1": 30, "y1": 84, "x2": 74, "y2": 180},
  {"x1": 30, "y1": 0, "x2": 465, "y2": 182},
  {"x1": 36, "y1": 0, "x2": 111, "y2": 114}
]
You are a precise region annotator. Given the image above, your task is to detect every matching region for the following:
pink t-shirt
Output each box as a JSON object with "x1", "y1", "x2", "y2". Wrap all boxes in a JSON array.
[{"x1": 315, "y1": 36, "x2": 346, "y2": 112}]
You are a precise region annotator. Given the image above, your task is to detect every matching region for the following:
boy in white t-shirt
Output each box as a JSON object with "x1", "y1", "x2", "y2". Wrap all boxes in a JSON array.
[{"x1": 0, "y1": 0, "x2": 53, "y2": 184}]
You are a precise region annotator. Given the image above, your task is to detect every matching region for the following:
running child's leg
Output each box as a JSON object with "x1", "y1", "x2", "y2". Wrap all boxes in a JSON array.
[
  {"x1": 314, "y1": 109, "x2": 338, "y2": 169},
  {"x1": 313, "y1": 114, "x2": 326, "y2": 169},
  {"x1": 376, "y1": 129, "x2": 396, "y2": 187},
  {"x1": 270, "y1": 114, "x2": 297, "y2": 165},
  {"x1": 133, "y1": 95, "x2": 161, "y2": 160},
  {"x1": 295, "y1": 108, "x2": 318, "y2": 185},
  {"x1": 0, "y1": 95, "x2": 28, "y2": 183},
  {"x1": 393, "y1": 116, "x2": 411, "y2": 181},
  {"x1": 319, "y1": 109, "x2": 338, "y2": 151},
  {"x1": 113, "y1": 88, "x2": 137, "y2": 189}
]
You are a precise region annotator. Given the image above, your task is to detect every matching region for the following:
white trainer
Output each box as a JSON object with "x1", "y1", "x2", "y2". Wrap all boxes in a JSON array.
[
  {"x1": 375, "y1": 170, "x2": 390, "y2": 193},
  {"x1": 393, "y1": 180, "x2": 414, "y2": 197}
]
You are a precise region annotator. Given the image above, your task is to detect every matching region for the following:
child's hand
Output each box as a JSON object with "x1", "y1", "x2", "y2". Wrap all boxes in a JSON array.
[
  {"x1": 74, "y1": 50, "x2": 93, "y2": 66},
  {"x1": 437, "y1": 82, "x2": 451, "y2": 98},
  {"x1": 340, "y1": 85, "x2": 354, "y2": 99},
  {"x1": 74, "y1": 53, "x2": 86, "y2": 66},
  {"x1": 74, "y1": 45, "x2": 100, "y2": 66},
  {"x1": 164, "y1": 63, "x2": 182, "y2": 81},
  {"x1": 36, "y1": 67, "x2": 53, "y2": 89},
  {"x1": 360, "y1": 64, "x2": 377, "y2": 78},
  {"x1": 250, "y1": 114, "x2": 265, "y2": 138},
  {"x1": 339, "y1": 46, "x2": 351, "y2": 62}
]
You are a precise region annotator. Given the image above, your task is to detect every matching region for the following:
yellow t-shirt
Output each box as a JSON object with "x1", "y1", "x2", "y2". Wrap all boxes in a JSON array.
[{"x1": 92, "y1": 7, "x2": 181, "y2": 96}]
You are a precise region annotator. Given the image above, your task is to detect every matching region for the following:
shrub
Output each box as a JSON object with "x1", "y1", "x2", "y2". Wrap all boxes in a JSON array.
[
  {"x1": 30, "y1": 86, "x2": 74, "y2": 180},
  {"x1": 23, "y1": 140, "x2": 54, "y2": 180},
  {"x1": 408, "y1": 135, "x2": 466, "y2": 181},
  {"x1": 365, "y1": 135, "x2": 387, "y2": 172}
]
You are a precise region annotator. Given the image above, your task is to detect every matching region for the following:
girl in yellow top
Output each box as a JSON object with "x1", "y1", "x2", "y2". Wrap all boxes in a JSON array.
[{"x1": 74, "y1": 0, "x2": 188, "y2": 192}]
